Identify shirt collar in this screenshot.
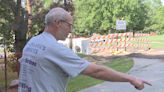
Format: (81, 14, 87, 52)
(42, 31, 57, 42)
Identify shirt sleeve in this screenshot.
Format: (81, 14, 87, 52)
(45, 43, 91, 78)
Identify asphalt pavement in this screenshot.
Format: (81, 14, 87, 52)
(79, 58, 164, 92)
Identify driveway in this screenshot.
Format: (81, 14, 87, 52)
(79, 58, 164, 92)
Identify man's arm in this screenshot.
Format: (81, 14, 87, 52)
(82, 63, 151, 90)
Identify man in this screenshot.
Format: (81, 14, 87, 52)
(18, 7, 151, 92)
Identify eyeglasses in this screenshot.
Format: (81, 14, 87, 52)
(61, 20, 73, 29)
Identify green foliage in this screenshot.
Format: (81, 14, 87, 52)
(0, 0, 15, 50)
(74, 0, 148, 36)
(31, 0, 65, 36)
(0, 0, 74, 52)
(152, 6, 164, 34)
(143, 0, 164, 34)
(0, 0, 163, 53)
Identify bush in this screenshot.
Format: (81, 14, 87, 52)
(7, 54, 18, 72)
(160, 29, 164, 34)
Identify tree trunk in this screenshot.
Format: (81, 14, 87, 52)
(14, 0, 28, 76)
(26, 0, 32, 38)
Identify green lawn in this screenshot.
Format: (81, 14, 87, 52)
(146, 34, 164, 49)
(67, 57, 133, 92)
(129, 34, 164, 49)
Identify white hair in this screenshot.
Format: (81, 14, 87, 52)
(45, 7, 69, 25)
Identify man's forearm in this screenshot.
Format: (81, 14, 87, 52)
(92, 66, 133, 82)
(84, 64, 134, 83)
(82, 63, 151, 90)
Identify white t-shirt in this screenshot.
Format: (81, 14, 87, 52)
(18, 32, 90, 92)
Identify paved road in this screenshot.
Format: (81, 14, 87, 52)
(79, 58, 164, 92)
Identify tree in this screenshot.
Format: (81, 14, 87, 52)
(74, 0, 148, 36)
(0, 0, 75, 78)
(0, 0, 74, 51)
(0, 0, 16, 50)
(151, 6, 164, 34)
(143, 0, 164, 34)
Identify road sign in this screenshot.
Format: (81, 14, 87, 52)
(116, 20, 126, 30)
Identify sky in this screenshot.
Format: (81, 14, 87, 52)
(161, 0, 164, 5)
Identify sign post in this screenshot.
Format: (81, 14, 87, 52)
(116, 20, 127, 51)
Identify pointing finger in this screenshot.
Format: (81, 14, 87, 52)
(143, 80, 152, 86)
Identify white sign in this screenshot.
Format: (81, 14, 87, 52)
(116, 20, 126, 30)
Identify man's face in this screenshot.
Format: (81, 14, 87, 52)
(58, 17, 73, 40)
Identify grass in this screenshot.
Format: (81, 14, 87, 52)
(145, 34, 164, 49)
(77, 53, 88, 58)
(0, 71, 17, 86)
(127, 34, 164, 49)
(67, 57, 133, 92)
(0, 59, 18, 87)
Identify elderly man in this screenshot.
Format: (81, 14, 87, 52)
(18, 7, 151, 92)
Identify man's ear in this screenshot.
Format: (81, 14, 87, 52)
(55, 20, 61, 28)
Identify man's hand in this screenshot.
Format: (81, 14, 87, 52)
(82, 63, 152, 90)
(130, 77, 152, 90)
